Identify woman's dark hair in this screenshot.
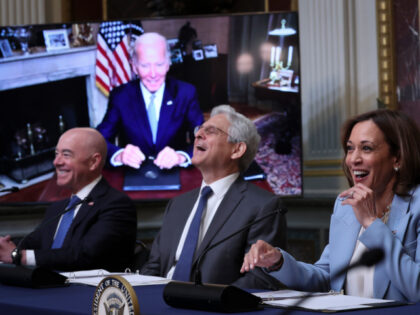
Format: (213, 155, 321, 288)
(341, 109, 420, 196)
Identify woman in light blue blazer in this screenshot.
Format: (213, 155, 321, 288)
(241, 109, 420, 302)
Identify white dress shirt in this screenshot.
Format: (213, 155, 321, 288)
(345, 227, 375, 297)
(166, 173, 240, 279)
(110, 82, 190, 167)
(25, 176, 102, 266)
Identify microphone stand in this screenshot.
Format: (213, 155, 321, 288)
(0, 196, 90, 288)
(163, 204, 288, 313)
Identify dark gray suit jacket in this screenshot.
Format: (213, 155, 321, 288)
(141, 177, 287, 289)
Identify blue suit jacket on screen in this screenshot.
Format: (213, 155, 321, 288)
(270, 185, 420, 302)
(97, 77, 204, 162)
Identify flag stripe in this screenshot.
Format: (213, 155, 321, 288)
(95, 21, 143, 96)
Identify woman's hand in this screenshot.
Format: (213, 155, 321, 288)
(339, 183, 378, 228)
(241, 240, 283, 273)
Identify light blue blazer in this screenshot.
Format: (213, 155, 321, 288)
(271, 185, 420, 302)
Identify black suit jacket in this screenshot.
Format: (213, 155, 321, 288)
(141, 177, 287, 289)
(20, 178, 137, 272)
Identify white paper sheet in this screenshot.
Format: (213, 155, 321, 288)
(254, 289, 397, 312)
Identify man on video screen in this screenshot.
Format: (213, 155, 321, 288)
(97, 32, 204, 170)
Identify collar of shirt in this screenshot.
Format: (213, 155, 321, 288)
(69, 175, 102, 218)
(140, 81, 165, 121)
(51, 176, 102, 246)
(198, 172, 239, 240)
(202, 172, 240, 200)
(73, 175, 102, 203)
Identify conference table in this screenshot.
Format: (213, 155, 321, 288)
(0, 282, 418, 315)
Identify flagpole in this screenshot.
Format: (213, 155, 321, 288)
(102, 0, 108, 20)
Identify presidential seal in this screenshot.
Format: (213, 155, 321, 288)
(92, 276, 140, 315)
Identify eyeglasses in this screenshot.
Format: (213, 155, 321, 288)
(194, 124, 229, 137)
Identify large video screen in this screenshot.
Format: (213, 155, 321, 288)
(0, 12, 301, 203)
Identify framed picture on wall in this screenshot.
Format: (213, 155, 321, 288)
(192, 49, 204, 61)
(171, 48, 183, 64)
(203, 44, 218, 58)
(43, 29, 70, 51)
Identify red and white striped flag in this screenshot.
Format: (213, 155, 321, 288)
(95, 21, 143, 96)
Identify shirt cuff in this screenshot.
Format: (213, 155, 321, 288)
(110, 148, 124, 167)
(25, 249, 36, 266)
(176, 150, 191, 167)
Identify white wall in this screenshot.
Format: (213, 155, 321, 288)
(299, 0, 378, 197)
(0, 0, 63, 26)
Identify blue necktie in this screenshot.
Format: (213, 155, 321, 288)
(51, 195, 81, 249)
(147, 93, 158, 144)
(172, 186, 213, 281)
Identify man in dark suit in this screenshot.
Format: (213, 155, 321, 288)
(141, 105, 287, 289)
(0, 128, 137, 271)
(97, 32, 203, 170)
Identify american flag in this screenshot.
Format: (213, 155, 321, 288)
(95, 21, 144, 96)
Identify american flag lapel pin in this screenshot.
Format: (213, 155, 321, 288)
(167, 100, 173, 106)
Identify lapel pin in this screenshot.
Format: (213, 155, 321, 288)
(167, 100, 173, 106)
(88, 201, 94, 206)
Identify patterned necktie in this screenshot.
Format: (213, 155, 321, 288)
(147, 93, 157, 144)
(51, 195, 81, 249)
(172, 186, 213, 281)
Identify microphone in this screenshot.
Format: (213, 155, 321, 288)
(163, 199, 287, 313)
(335, 247, 384, 278)
(0, 186, 19, 193)
(277, 247, 385, 315)
(0, 195, 91, 288)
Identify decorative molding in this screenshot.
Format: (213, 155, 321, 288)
(299, 0, 378, 196)
(304, 159, 342, 166)
(376, 0, 397, 108)
(0, 0, 46, 26)
(304, 169, 344, 177)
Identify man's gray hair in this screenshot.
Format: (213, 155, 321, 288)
(210, 105, 260, 172)
(131, 32, 171, 65)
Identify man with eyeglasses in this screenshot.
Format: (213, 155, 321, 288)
(97, 32, 203, 170)
(141, 105, 287, 289)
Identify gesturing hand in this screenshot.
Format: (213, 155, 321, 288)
(241, 240, 283, 273)
(339, 183, 378, 228)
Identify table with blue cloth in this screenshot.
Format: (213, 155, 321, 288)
(0, 283, 418, 315)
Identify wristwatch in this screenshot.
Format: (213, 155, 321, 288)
(11, 248, 21, 265)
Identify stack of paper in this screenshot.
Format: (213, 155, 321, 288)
(254, 289, 402, 312)
(61, 269, 170, 286)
